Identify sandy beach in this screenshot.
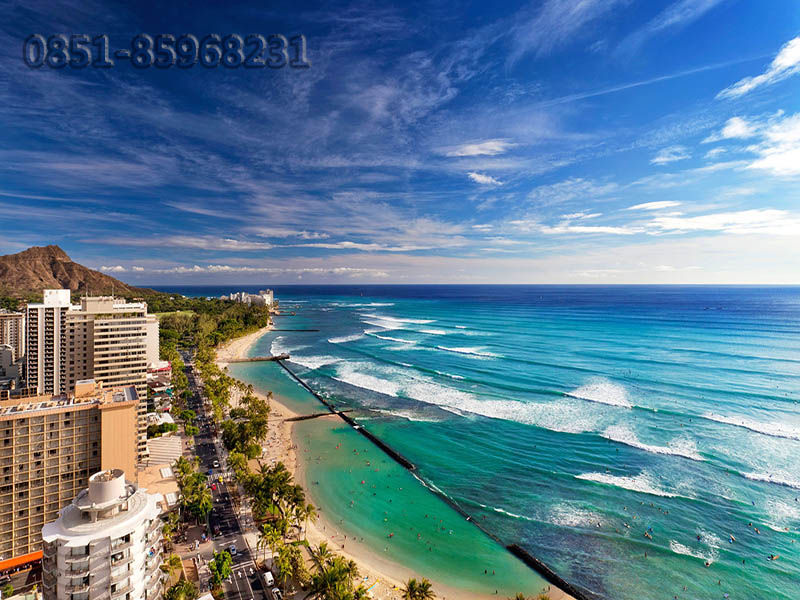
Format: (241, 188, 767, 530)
(216, 327, 574, 600)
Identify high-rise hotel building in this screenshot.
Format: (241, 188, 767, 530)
(0, 381, 139, 571)
(0, 309, 25, 363)
(42, 469, 164, 600)
(26, 291, 157, 460)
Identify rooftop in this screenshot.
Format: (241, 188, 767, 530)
(0, 382, 137, 418)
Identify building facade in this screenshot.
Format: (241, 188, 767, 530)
(0, 382, 139, 570)
(0, 345, 22, 391)
(0, 309, 25, 363)
(41, 469, 163, 600)
(26, 292, 157, 460)
(26, 290, 71, 397)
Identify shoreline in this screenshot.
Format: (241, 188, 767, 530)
(216, 326, 574, 600)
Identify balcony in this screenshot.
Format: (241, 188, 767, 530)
(67, 580, 90, 593)
(110, 570, 129, 585)
(110, 554, 132, 568)
(68, 562, 90, 575)
(65, 552, 90, 563)
(110, 583, 133, 599)
(110, 538, 132, 552)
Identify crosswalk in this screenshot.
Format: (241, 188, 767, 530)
(146, 435, 183, 465)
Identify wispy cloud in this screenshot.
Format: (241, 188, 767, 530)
(467, 172, 503, 185)
(618, 0, 727, 53)
(717, 36, 800, 99)
(94, 236, 274, 251)
(651, 145, 691, 165)
(442, 140, 516, 157)
(650, 208, 800, 235)
(626, 201, 682, 211)
(528, 178, 617, 205)
(508, 0, 629, 63)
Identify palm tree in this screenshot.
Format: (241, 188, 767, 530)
(301, 502, 317, 541)
(401, 577, 435, 600)
(310, 542, 332, 569)
(160, 553, 183, 581)
(509, 595, 528, 600)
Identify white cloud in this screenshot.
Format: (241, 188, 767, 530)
(539, 224, 638, 235)
(93, 235, 274, 251)
(717, 36, 800, 99)
(702, 116, 760, 143)
(626, 201, 681, 211)
(528, 177, 617, 204)
(467, 172, 502, 185)
(746, 112, 800, 176)
(508, 0, 627, 62)
(561, 212, 601, 219)
(443, 139, 516, 157)
(650, 208, 800, 235)
(100, 265, 127, 273)
(704, 147, 726, 159)
(651, 145, 691, 165)
(618, 0, 726, 53)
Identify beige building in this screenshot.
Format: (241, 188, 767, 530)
(0, 381, 139, 571)
(0, 309, 25, 363)
(26, 292, 158, 460)
(42, 469, 164, 600)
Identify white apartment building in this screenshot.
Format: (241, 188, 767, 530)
(26, 292, 158, 460)
(26, 290, 71, 396)
(41, 469, 164, 600)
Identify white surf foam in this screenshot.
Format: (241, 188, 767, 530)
(455, 325, 467, 329)
(669, 541, 716, 563)
(742, 471, 800, 490)
(288, 355, 341, 371)
(327, 333, 365, 344)
(601, 425, 704, 461)
(368, 332, 416, 345)
(703, 413, 800, 441)
(419, 329, 447, 335)
(436, 346, 500, 358)
(575, 471, 684, 498)
(361, 313, 434, 324)
(270, 336, 308, 356)
(548, 504, 604, 528)
(566, 379, 632, 408)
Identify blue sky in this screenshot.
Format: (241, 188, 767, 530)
(1, 0, 799, 284)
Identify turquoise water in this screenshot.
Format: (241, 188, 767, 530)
(217, 285, 800, 600)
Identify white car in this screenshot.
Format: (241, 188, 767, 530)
(212, 460, 220, 468)
(264, 571, 274, 586)
(270, 588, 283, 600)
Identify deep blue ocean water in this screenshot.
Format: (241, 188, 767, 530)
(153, 285, 800, 599)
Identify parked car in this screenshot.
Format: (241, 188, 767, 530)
(270, 588, 283, 600)
(264, 571, 274, 586)
(211, 483, 217, 491)
(229, 545, 237, 556)
(212, 460, 220, 468)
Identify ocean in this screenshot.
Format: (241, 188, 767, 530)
(153, 285, 800, 599)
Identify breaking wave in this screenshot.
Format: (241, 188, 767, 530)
(566, 379, 632, 408)
(328, 333, 365, 344)
(703, 413, 800, 441)
(575, 471, 685, 498)
(601, 425, 704, 461)
(435, 346, 500, 358)
(742, 471, 800, 490)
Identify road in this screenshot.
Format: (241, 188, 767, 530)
(181, 358, 274, 600)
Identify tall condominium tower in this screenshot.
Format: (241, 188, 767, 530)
(42, 469, 164, 600)
(26, 291, 157, 460)
(0, 309, 25, 363)
(0, 381, 139, 571)
(26, 290, 71, 396)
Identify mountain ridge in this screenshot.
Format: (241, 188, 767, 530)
(0, 245, 157, 299)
